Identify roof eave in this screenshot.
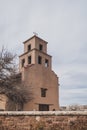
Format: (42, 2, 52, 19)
(23, 35, 48, 44)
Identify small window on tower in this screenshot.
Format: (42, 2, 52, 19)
(28, 44, 31, 51)
(22, 59, 25, 67)
(41, 88, 47, 97)
(45, 59, 49, 67)
(38, 56, 42, 64)
(39, 44, 43, 51)
(28, 56, 31, 64)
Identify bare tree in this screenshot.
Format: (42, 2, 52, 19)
(0, 47, 16, 80)
(0, 47, 33, 110)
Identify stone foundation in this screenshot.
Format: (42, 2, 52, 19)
(0, 111, 87, 130)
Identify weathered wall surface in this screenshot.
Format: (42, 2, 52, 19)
(0, 111, 87, 130)
(23, 65, 59, 111)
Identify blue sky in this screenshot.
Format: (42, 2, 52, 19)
(0, 0, 87, 106)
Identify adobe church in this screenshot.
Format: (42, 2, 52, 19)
(19, 35, 59, 111)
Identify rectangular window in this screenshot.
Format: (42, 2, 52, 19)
(41, 88, 47, 97)
(38, 56, 42, 64)
(28, 44, 31, 51)
(39, 44, 43, 51)
(39, 104, 49, 111)
(22, 59, 25, 67)
(45, 59, 49, 67)
(28, 56, 31, 64)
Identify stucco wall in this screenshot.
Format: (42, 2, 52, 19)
(23, 64, 59, 111)
(0, 111, 87, 130)
(0, 94, 8, 110)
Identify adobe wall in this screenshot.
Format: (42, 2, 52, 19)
(23, 64, 59, 111)
(0, 111, 87, 130)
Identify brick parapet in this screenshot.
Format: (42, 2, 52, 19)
(0, 111, 87, 130)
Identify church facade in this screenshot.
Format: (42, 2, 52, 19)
(19, 35, 59, 111)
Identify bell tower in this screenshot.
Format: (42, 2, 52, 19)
(19, 35, 59, 111)
(19, 35, 52, 71)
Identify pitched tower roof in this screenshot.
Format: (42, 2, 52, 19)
(23, 35, 48, 44)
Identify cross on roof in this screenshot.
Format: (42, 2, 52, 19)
(33, 32, 38, 36)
